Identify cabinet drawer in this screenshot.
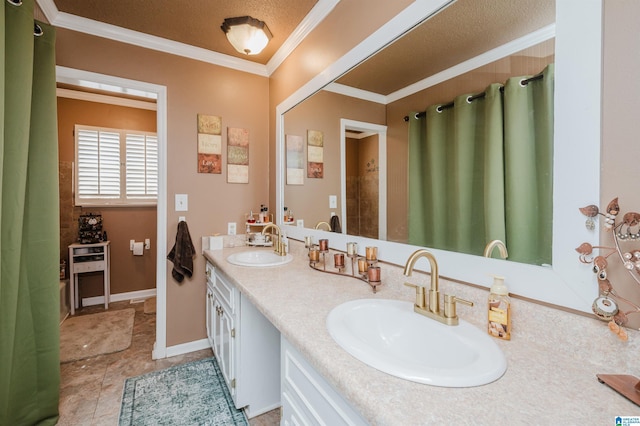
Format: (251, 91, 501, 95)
(73, 260, 106, 273)
(214, 271, 235, 313)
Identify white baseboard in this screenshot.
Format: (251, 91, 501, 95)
(82, 288, 156, 307)
(165, 338, 210, 358)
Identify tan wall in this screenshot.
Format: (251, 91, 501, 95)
(55, 28, 270, 347)
(283, 90, 385, 227)
(601, 1, 640, 328)
(57, 97, 157, 298)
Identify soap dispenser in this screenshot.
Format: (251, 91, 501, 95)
(488, 275, 511, 340)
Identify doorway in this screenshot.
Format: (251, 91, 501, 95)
(56, 66, 168, 359)
(340, 119, 387, 240)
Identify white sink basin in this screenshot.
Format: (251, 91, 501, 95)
(326, 298, 507, 387)
(226, 250, 293, 267)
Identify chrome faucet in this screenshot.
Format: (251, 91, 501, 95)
(483, 239, 509, 259)
(261, 223, 286, 256)
(403, 249, 473, 326)
(314, 221, 332, 231)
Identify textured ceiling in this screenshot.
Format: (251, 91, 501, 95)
(337, 0, 555, 95)
(52, 0, 318, 64)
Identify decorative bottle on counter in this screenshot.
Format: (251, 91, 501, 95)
(488, 275, 511, 340)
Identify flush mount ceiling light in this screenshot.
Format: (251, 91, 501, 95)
(221, 16, 273, 55)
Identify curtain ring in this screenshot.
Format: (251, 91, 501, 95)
(34, 23, 44, 37)
(414, 113, 420, 120)
(6, 0, 23, 5)
(519, 78, 527, 87)
(466, 95, 473, 104)
(436, 105, 444, 113)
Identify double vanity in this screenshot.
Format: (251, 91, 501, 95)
(204, 239, 640, 424)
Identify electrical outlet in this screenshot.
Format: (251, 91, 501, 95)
(329, 195, 337, 209)
(297, 219, 304, 227)
(228, 222, 237, 235)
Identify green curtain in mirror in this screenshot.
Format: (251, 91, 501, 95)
(408, 65, 553, 265)
(1, 1, 60, 424)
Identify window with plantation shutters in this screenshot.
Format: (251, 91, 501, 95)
(75, 125, 158, 206)
(126, 133, 158, 199)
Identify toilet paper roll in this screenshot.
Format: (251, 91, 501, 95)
(133, 242, 144, 256)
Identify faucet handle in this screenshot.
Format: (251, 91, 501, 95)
(404, 282, 426, 309)
(443, 294, 473, 320)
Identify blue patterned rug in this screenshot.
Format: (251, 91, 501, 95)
(119, 357, 249, 425)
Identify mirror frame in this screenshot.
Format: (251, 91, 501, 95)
(276, 0, 602, 313)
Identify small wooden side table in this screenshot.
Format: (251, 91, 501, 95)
(68, 241, 111, 315)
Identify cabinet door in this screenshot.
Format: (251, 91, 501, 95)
(281, 337, 368, 426)
(213, 298, 235, 397)
(205, 286, 214, 348)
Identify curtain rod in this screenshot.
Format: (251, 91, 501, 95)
(403, 73, 545, 122)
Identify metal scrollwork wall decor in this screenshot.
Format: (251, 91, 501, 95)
(577, 197, 640, 341)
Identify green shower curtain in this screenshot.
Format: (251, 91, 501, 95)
(503, 65, 554, 265)
(1, 1, 61, 424)
(408, 65, 553, 265)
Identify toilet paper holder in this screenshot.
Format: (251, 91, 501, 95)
(130, 239, 151, 254)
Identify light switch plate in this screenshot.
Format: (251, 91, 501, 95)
(175, 194, 188, 211)
(329, 195, 337, 208)
(297, 219, 304, 227)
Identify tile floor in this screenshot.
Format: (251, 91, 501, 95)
(58, 300, 280, 425)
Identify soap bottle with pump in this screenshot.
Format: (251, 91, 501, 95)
(488, 275, 511, 340)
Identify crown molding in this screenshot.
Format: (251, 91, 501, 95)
(320, 24, 556, 106)
(386, 24, 556, 104)
(56, 88, 157, 110)
(324, 82, 387, 104)
(37, 0, 268, 76)
(266, 0, 341, 75)
(37, 0, 340, 78)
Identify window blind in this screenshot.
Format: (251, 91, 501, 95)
(75, 125, 157, 206)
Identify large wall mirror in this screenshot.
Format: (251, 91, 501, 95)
(276, 0, 602, 313)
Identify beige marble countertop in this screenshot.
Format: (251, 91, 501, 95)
(205, 239, 640, 425)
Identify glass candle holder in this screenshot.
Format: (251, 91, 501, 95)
(365, 246, 377, 261)
(367, 266, 381, 282)
(346, 242, 358, 257)
(334, 253, 345, 268)
(358, 258, 369, 274)
(309, 247, 320, 262)
(304, 236, 313, 248)
(319, 238, 329, 252)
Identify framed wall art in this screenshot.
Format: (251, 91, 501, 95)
(197, 114, 222, 174)
(307, 129, 324, 179)
(286, 134, 304, 185)
(227, 127, 249, 184)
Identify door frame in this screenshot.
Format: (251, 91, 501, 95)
(56, 66, 169, 359)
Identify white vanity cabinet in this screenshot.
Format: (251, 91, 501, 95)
(205, 261, 281, 418)
(281, 337, 369, 426)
